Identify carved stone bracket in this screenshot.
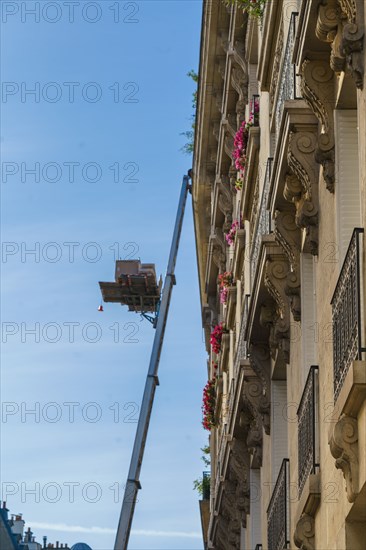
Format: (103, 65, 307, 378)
(286, 130, 319, 255)
(217, 176, 234, 233)
(221, 484, 242, 549)
(316, 0, 364, 89)
(211, 230, 227, 273)
(216, 55, 226, 81)
(224, 131, 234, 162)
(248, 345, 271, 434)
(231, 63, 249, 101)
(300, 59, 336, 192)
(264, 255, 291, 363)
(274, 209, 301, 321)
(239, 366, 271, 465)
(329, 414, 359, 502)
(294, 514, 315, 550)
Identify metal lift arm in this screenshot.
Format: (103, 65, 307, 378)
(114, 174, 191, 550)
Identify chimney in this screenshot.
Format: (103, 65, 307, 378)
(11, 514, 25, 538)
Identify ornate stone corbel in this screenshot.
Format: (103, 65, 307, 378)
(224, 131, 234, 161)
(213, 121, 220, 142)
(264, 256, 291, 363)
(274, 209, 301, 321)
(259, 302, 279, 360)
(316, 0, 364, 89)
(217, 176, 234, 233)
(301, 59, 336, 192)
(219, 29, 230, 54)
(222, 117, 236, 138)
(216, 518, 233, 550)
(287, 130, 319, 255)
(229, 40, 247, 75)
(213, 90, 223, 113)
(329, 414, 359, 502)
(248, 345, 271, 434)
(228, 438, 250, 525)
(339, 0, 364, 88)
(211, 230, 227, 273)
(236, 98, 247, 122)
(240, 372, 266, 466)
(221, 487, 241, 548)
(294, 514, 315, 550)
(216, 56, 226, 81)
(231, 64, 248, 97)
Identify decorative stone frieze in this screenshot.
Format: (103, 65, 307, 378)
(316, 0, 364, 89)
(329, 414, 359, 502)
(274, 209, 301, 321)
(294, 513, 315, 550)
(300, 59, 336, 192)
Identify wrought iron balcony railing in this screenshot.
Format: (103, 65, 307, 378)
(267, 459, 290, 550)
(331, 228, 365, 401)
(250, 158, 273, 287)
(297, 366, 319, 495)
(202, 471, 211, 501)
(274, 12, 300, 141)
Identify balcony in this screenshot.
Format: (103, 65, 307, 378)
(199, 471, 211, 550)
(331, 228, 365, 402)
(297, 366, 319, 495)
(267, 459, 290, 550)
(272, 12, 301, 143)
(250, 158, 273, 288)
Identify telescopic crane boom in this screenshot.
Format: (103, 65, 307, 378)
(101, 174, 191, 549)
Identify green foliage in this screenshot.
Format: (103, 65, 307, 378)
(193, 443, 211, 495)
(193, 473, 211, 497)
(201, 445, 211, 467)
(226, 0, 266, 18)
(181, 70, 198, 156)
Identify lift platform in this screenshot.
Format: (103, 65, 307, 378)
(99, 260, 162, 315)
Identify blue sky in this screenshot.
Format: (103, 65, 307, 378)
(1, 2, 207, 548)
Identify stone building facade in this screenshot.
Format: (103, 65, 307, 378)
(193, 1, 366, 549)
